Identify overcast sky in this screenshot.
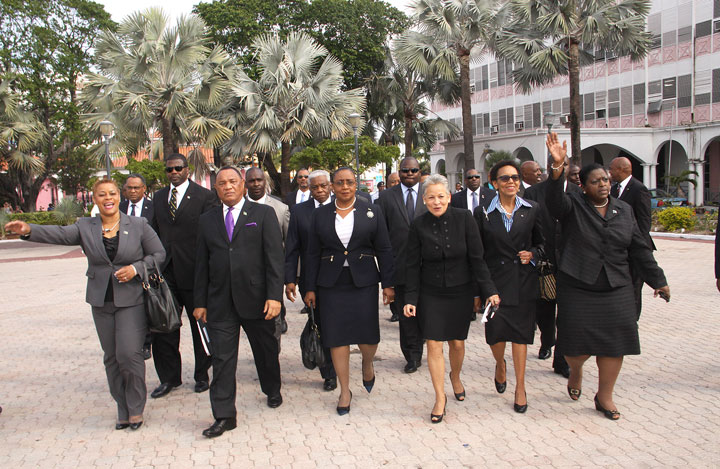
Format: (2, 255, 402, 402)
(96, 0, 412, 23)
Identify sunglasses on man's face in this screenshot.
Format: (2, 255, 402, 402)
(165, 166, 187, 173)
(400, 168, 419, 174)
(466, 175, 481, 180)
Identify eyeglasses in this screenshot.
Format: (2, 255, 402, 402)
(165, 166, 186, 173)
(334, 179, 356, 187)
(466, 175, 481, 180)
(400, 168, 419, 174)
(496, 174, 520, 183)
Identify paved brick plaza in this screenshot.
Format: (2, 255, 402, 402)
(0, 237, 718, 468)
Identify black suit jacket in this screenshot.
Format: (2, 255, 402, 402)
(715, 229, 720, 279)
(285, 189, 311, 210)
(284, 198, 323, 294)
(473, 198, 544, 306)
(523, 180, 581, 268)
(120, 198, 155, 226)
(152, 180, 217, 289)
(615, 177, 655, 250)
(450, 187, 496, 211)
(547, 173, 666, 289)
(305, 198, 394, 291)
(375, 183, 427, 286)
(405, 207, 497, 306)
(194, 201, 284, 321)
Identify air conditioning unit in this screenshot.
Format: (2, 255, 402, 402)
(596, 109, 606, 119)
(490, 125, 499, 134)
(470, 84, 476, 93)
(559, 115, 570, 125)
(514, 122, 524, 131)
(647, 101, 662, 114)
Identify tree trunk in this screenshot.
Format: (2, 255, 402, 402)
(261, 151, 282, 197)
(280, 141, 292, 197)
(458, 48, 475, 174)
(160, 116, 175, 159)
(567, 38, 581, 166)
(404, 112, 413, 159)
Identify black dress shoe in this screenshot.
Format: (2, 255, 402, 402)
(404, 361, 419, 373)
(142, 345, 151, 360)
(267, 393, 283, 408)
(194, 381, 209, 393)
(594, 395, 621, 420)
(538, 348, 552, 360)
(389, 313, 399, 322)
(323, 377, 337, 391)
(554, 367, 571, 379)
(129, 421, 143, 430)
(150, 382, 180, 399)
(202, 418, 237, 438)
(115, 423, 130, 430)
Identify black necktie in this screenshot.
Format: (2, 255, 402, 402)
(406, 187, 415, 220)
(130, 204, 136, 217)
(611, 183, 620, 198)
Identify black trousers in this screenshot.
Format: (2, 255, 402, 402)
(151, 271, 211, 385)
(206, 315, 281, 419)
(396, 285, 424, 365)
(300, 284, 335, 380)
(535, 298, 568, 371)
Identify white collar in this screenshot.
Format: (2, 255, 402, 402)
(223, 198, 245, 214)
(402, 182, 420, 194)
(314, 198, 331, 208)
(171, 179, 189, 192)
(249, 194, 267, 205)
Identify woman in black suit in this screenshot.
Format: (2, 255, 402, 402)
(545, 133, 670, 420)
(404, 174, 499, 423)
(304, 168, 395, 415)
(474, 160, 544, 414)
(5, 179, 165, 430)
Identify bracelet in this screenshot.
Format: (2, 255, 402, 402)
(550, 162, 566, 171)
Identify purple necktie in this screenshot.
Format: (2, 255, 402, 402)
(225, 207, 235, 240)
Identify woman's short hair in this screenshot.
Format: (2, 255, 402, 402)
(424, 174, 449, 192)
(579, 163, 606, 185)
(332, 167, 355, 181)
(92, 178, 120, 194)
(489, 160, 521, 182)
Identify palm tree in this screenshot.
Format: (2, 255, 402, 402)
(396, 0, 495, 173)
(222, 32, 365, 196)
(663, 169, 698, 198)
(81, 8, 234, 173)
(488, 0, 652, 163)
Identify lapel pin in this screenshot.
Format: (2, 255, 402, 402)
(612, 209, 617, 214)
(123, 231, 128, 235)
(243, 211, 247, 216)
(367, 210, 374, 218)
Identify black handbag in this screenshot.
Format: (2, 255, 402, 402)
(536, 248, 557, 301)
(142, 259, 181, 333)
(300, 306, 326, 370)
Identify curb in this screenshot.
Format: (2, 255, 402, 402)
(651, 232, 715, 241)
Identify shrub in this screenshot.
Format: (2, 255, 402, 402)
(10, 211, 69, 225)
(0, 211, 9, 238)
(657, 207, 696, 231)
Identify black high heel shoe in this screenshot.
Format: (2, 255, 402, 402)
(513, 391, 528, 414)
(336, 391, 352, 416)
(594, 395, 621, 421)
(449, 371, 465, 401)
(494, 359, 507, 394)
(115, 422, 130, 430)
(362, 362, 375, 393)
(430, 395, 447, 424)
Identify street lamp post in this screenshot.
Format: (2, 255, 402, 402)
(99, 120, 114, 178)
(543, 112, 557, 167)
(348, 113, 362, 183)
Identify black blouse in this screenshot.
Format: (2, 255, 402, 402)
(103, 233, 119, 303)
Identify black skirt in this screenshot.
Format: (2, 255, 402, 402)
(417, 283, 473, 341)
(556, 268, 639, 357)
(484, 299, 536, 345)
(317, 267, 380, 347)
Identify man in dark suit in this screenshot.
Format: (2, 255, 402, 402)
(194, 166, 284, 438)
(284, 169, 337, 391)
(609, 156, 655, 318)
(376, 156, 427, 373)
(150, 153, 217, 398)
(523, 173, 581, 378)
(285, 168, 311, 210)
(451, 169, 496, 213)
(120, 173, 155, 360)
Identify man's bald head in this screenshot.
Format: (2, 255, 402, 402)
(609, 157, 632, 183)
(520, 160, 541, 185)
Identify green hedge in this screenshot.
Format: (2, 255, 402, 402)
(657, 207, 696, 231)
(9, 212, 73, 226)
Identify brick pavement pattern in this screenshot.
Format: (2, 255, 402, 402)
(0, 238, 718, 468)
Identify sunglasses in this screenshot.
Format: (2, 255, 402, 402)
(165, 165, 187, 173)
(400, 168, 420, 174)
(466, 175, 481, 180)
(297, 175, 309, 179)
(496, 174, 520, 183)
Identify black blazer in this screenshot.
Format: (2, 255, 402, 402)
(405, 207, 497, 306)
(615, 177, 655, 250)
(305, 198, 394, 291)
(547, 173, 667, 289)
(119, 198, 155, 226)
(284, 198, 321, 294)
(375, 183, 427, 286)
(194, 201, 284, 321)
(285, 189, 311, 210)
(473, 197, 544, 306)
(152, 181, 217, 289)
(450, 187, 496, 211)
(523, 179, 582, 268)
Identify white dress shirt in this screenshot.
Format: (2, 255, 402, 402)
(223, 198, 246, 227)
(335, 209, 355, 267)
(296, 189, 310, 205)
(168, 179, 190, 208)
(250, 194, 268, 205)
(314, 198, 331, 208)
(401, 182, 420, 206)
(617, 175, 632, 198)
(466, 189, 482, 212)
(126, 197, 146, 216)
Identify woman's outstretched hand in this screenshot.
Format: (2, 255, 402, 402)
(4, 220, 30, 235)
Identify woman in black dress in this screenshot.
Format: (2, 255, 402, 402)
(474, 161, 544, 414)
(545, 132, 670, 420)
(404, 175, 499, 423)
(304, 168, 395, 415)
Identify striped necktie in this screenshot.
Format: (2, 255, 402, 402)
(169, 188, 178, 220)
(130, 203, 136, 217)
